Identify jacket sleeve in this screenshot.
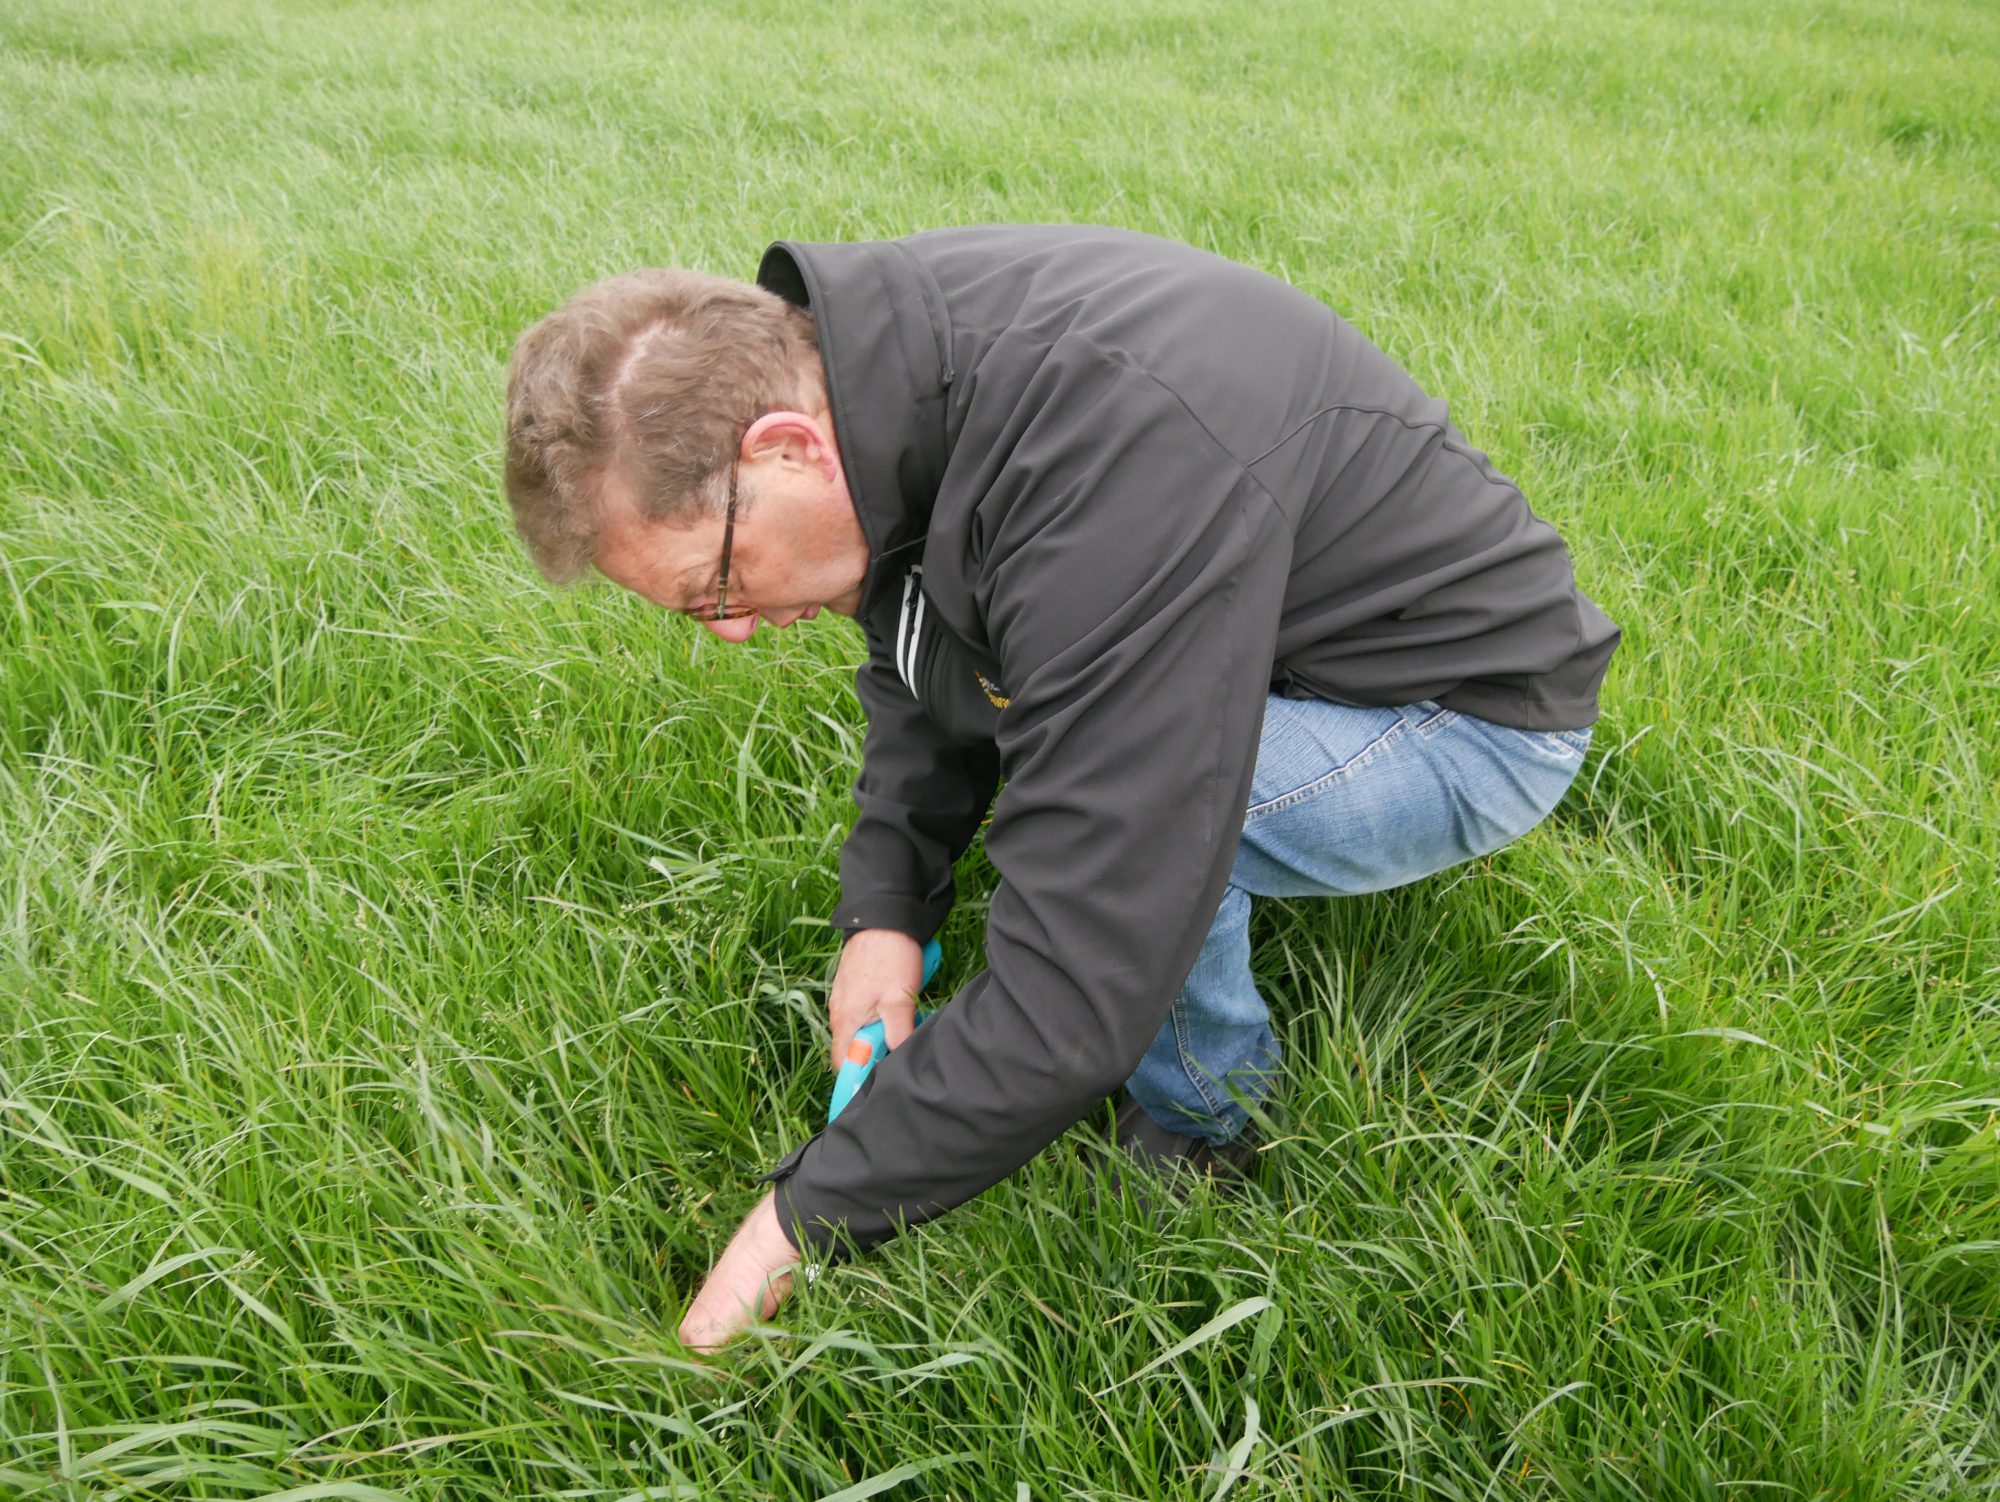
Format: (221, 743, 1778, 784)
(829, 608, 1002, 944)
(765, 345, 1293, 1258)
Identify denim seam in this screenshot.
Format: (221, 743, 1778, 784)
(1244, 716, 1409, 822)
(1413, 707, 1460, 738)
(1170, 995, 1233, 1118)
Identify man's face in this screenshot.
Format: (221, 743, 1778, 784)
(593, 410, 869, 642)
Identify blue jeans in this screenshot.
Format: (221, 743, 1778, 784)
(1123, 696, 1595, 1144)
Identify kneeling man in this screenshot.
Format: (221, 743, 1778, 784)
(502, 225, 1620, 1350)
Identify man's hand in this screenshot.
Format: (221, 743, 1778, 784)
(828, 928, 924, 1072)
(677, 1190, 803, 1353)
(676, 933, 924, 1353)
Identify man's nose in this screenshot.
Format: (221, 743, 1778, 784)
(701, 615, 760, 644)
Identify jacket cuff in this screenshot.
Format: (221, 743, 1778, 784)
(828, 894, 939, 946)
(758, 1134, 874, 1263)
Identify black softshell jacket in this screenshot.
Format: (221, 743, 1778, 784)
(751, 225, 1619, 1258)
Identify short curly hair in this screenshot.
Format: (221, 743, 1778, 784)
(502, 268, 822, 583)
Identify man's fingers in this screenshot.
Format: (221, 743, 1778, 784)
(829, 996, 919, 1071)
(828, 1006, 882, 1073)
(828, 983, 861, 1074)
(827, 930, 925, 1072)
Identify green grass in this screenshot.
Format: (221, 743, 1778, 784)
(2, 0, 1997, 1495)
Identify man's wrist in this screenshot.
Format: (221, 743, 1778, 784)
(763, 1189, 804, 1258)
(758, 1193, 822, 1283)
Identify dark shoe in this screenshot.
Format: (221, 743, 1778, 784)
(1088, 1090, 1263, 1207)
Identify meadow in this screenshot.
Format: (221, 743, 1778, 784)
(2, 0, 1997, 1496)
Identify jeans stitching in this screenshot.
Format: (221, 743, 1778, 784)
(1171, 994, 1232, 1117)
(1244, 715, 1408, 822)
(1145, 705, 1594, 1140)
(1413, 706, 1459, 738)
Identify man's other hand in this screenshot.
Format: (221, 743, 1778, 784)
(828, 929, 924, 1072)
(678, 1190, 802, 1353)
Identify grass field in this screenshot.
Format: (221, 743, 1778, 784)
(3, 0, 1998, 1496)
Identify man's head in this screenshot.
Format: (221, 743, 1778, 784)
(503, 268, 870, 640)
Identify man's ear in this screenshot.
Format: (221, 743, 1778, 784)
(742, 410, 835, 477)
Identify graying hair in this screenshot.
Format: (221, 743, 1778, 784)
(502, 268, 821, 583)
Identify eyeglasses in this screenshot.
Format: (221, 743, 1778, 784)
(684, 455, 757, 621)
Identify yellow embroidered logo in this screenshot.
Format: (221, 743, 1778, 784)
(974, 670, 1011, 709)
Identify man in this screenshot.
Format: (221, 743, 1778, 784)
(503, 225, 1619, 1352)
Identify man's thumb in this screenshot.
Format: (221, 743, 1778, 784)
(882, 1010, 914, 1052)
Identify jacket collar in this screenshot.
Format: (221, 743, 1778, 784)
(756, 238, 955, 619)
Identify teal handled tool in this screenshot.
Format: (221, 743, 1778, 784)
(828, 938, 942, 1123)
